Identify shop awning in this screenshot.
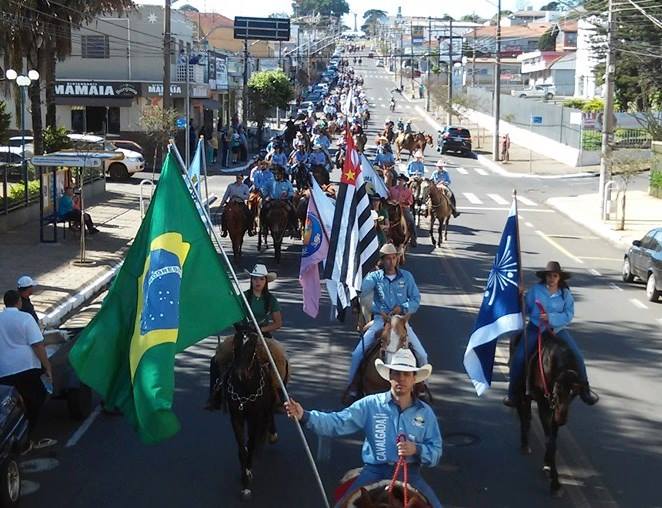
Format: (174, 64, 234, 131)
(54, 97, 135, 107)
(200, 99, 221, 110)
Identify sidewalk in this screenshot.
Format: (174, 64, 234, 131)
(0, 189, 144, 326)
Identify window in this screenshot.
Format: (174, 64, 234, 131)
(82, 35, 109, 59)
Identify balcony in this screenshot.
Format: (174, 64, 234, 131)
(175, 63, 205, 84)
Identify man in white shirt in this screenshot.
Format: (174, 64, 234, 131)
(220, 174, 252, 238)
(0, 290, 52, 438)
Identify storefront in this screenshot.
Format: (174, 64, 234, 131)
(54, 80, 141, 134)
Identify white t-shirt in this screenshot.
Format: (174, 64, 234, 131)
(0, 307, 43, 377)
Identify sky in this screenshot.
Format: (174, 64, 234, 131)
(136, 0, 550, 25)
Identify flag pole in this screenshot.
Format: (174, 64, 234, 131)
(512, 189, 529, 395)
(169, 140, 330, 508)
(200, 135, 212, 222)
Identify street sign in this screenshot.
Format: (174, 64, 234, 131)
(176, 117, 187, 129)
(531, 115, 543, 125)
(32, 155, 103, 168)
(233, 17, 290, 41)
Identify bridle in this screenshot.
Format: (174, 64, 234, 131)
(224, 336, 268, 412)
(534, 301, 557, 409)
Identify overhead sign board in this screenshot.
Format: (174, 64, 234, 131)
(32, 155, 103, 168)
(233, 16, 290, 41)
(54, 80, 140, 98)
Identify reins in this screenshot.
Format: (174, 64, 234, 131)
(388, 435, 409, 507)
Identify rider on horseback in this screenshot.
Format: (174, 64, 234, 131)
(503, 261, 599, 407)
(285, 348, 442, 508)
(406, 150, 426, 178)
(431, 160, 461, 218)
(267, 142, 288, 169)
(220, 174, 252, 238)
(346, 243, 428, 397)
(288, 143, 308, 167)
(374, 138, 396, 168)
(308, 143, 330, 170)
(266, 166, 299, 238)
(388, 174, 417, 248)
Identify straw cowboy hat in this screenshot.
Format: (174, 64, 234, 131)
(375, 348, 432, 384)
(435, 159, 446, 169)
(536, 261, 571, 281)
(414, 150, 424, 159)
(245, 264, 277, 282)
(379, 243, 398, 257)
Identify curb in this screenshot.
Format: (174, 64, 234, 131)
(546, 197, 632, 251)
(413, 105, 598, 180)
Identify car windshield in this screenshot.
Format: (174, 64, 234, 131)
(448, 128, 470, 138)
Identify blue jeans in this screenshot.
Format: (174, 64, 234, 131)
(335, 463, 442, 508)
(348, 316, 428, 383)
(508, 323, 588, 399)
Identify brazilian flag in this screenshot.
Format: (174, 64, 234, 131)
(69, 152, 245, 443)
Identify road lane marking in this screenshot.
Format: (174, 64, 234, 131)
(517, 196, 538, 206)
(524, 221, 534, 228)
(458, 206, 552, 213)
(535, 230, 585, 264)
(657, 318, 662, 327)
(589, 268, 602, 276)
(455, 167, 468, 175)
(578, 256, 622, 261)
(474, 167, 488, 176)
(630, 298, 648, 310)
(66, 404, 102, 448)
(609, 282, 623, 291)
(487, 193, 509, 205)
(462, 192, 482, 204)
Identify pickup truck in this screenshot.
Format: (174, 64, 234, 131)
(512, 85, 555, 100)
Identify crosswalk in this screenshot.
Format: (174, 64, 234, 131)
(459, 192, 539, 207)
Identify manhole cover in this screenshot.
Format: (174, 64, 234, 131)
(444, 432, 480, 447)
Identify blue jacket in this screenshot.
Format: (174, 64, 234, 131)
(252, 169, 275, 196)
(270, 152, 288, 168)
(58, 194, 74, 217)
(375, 151, 395, 167)
(305, 391, 442, 466)
(407, 161, 425, 177)
(269, 179, 294, 200)
(431, 169, 450, 186)
(361, 268, 420, 315)
(308, 151, 327, 167)
(526, 283, 574, 331)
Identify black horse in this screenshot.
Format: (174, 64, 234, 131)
(224, 330, 278, 501)
(292, 163, 311, 191)
(514, 331, 583, 497)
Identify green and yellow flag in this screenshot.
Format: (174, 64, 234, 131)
(69, 152, 245, 443)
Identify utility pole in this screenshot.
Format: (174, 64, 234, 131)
(447, 17, 453, 125)
(399, 31, 404, 90)
(410, 20, 414, 97)
(163, 0, 172, 110)
(599, 0, 616, 213)
(242, 37, 248, 125)
(492, 0, 502, 162)
(426, 16, 431, 112)
(185, 42, 191, 168)
(472, 29, 476, 88)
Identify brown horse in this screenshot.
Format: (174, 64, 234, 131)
(395, 132, 434, 161)
(225, 201, 250, 263)
(354, 132, 368, 153)
(383, 201, 411, 262)
(339, 478, 432, 508)
(423, 182, 452, 248)
(247, 191, 261, 238)
(408, 177, 426, 227)
(311, 165, 330, 186)
(259, 200, 289, 263)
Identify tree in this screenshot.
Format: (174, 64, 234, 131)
(247, 70, 293, 146)
(292, 0, 349, 17)
(42, 126, 72, 153)
(538, 25, 559, 50)
(177, 3, 199, 11)
(363, 9, 387, 20)
(0, 101, 10, 145)
(0, 0, 133, 155)
(141, 105, 178, 176)
(361, 9, 387, 37)
(460, 14, 483, 23)
(540, 1, 560, 10)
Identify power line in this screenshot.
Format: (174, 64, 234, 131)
(621, 0, 662, 29)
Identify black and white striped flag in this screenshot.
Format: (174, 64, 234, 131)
(323, 126, 379, 319)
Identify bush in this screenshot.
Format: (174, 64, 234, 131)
(43, 126, 72, 153)
(582, 98, 604, 113)
(651, 170, 662, 190)
(562, 98, 586, 110)
(7, 180, 40, 205)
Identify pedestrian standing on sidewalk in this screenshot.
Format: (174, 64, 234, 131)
(17, 276, 39, 324)
(0, 290, 54, 449)
(209, 132, 218, 164)
(501, 133, 511, 163)
(219, 128, 229, 168)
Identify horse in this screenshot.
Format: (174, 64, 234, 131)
(311, 164, 330, 186)
(223, 330, 279, 501)
(382, 126, 396, 144)
(294, 190, 309, 239)
(354, 132, 368, 153)
(395, 133, 434, 161)
(292, 163, 310, 191)
(515, 330, 583, 497)
(383, 201, 411, 262)
(259, 199, 289, 263)
(423, 182, 452, 248)
(361, 110, 370, 128)
(247, 191, 262, 239)
(224, 201, 250, 263)
(338, 478, 432, 508)
(408, 177, 426, 227)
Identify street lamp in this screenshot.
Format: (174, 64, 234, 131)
(5, 68, 39, 206)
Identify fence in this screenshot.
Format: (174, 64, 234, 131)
(0, 163, 40, 215)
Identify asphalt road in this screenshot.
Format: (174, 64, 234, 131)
(19, 60, 662, 508)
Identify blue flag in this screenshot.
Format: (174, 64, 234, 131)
(187, 137, 203, 195)
(464, 199, 523, 396)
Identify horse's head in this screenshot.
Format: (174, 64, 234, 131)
(551, 369, 581, 426)
(379, 313, 410, 356)
(232, 329, 259, 382)
(424, 134, 433, 146)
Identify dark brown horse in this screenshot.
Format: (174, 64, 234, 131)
(294, 190, 309, 240)
(223, 330, 278, 501)
(311, 165, 330, 186)
(225, 201, 249, 263)
(383, 201, 411, 263)
(395, 132, 434, 161)
(422, 181, 452, 248)
(339, 479, 432, 507)
(259, 200, 289, 263)
(515, 331, 583, 497)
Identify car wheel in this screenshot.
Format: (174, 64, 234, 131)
(622, 257, 635, 283)
(67, 385, 93, 420)
(108, 162, 129, 181)
(646, 273, 661, 302)
(0, 457, 20, 506)
(519, 94, 527, 98)
(545, 93, 554, 100)
(441, 147, 447, 154)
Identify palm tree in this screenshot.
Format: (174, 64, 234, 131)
(0, 0, 133, 154)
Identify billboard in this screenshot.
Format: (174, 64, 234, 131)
(215, 55, 229, 91)
(411, 26, 424, 46)
(233, 17, 290, 41)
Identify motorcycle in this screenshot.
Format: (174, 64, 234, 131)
(389, 99, 396, 112)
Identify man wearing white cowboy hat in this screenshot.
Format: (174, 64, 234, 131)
(346, 243, 428, 394)
(285, 348, 442, 508)
(431, 160, 461, 218)
(406, 150, 425, 178)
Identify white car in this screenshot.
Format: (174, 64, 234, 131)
(512, 85, 556, 100)
(67, 134, 144, 180)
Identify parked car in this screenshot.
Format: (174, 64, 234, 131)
(0, 147, 27, 166)
(67, 134, 144, 180)
(437, 126, 473, 156)
(0, 385, 29, 506)
(622, 227, 662, 302)
(368, 51, 375, 58)
(109, 139, 145, 156)
(376, 60, 384, 68)
(512, 84, 555, 100)
(7, 136, 34, 158)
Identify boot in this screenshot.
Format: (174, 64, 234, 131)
(410, 236, 417, 248)
(502, 396, 518, 408)
(579, 384, 599, 405)
(221, 229, 228, 238)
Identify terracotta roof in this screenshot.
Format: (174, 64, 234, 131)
(473, 23, 553, 39)
(183, 12, 234, 35)
(558, 20, 578, 32)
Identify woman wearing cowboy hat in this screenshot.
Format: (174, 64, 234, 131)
(206, 264, 288, 410)
(504, 261, 599, 407)
(374, 138, 395, 168)
(285, 348, 442, 508)
(406, 151, 426, 178)
(431, 160, 460, 218)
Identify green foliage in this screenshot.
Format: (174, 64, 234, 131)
(562, 98, 586, 110)
(460, 14, 483, 23)
(538, 25, 559, 51)
(293, 0, 349, 17)
(248, 70, 294, 127)
(540, 1, 560, 10)
(581, 127, 651, 150)
(650, 170, 662, 190)
(563, 97, 605, 113)
(6, 179, 40, 206)
(363, 9, 386, 20)
(0, 101, 10, 145)
(43, 126, 72, 153)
